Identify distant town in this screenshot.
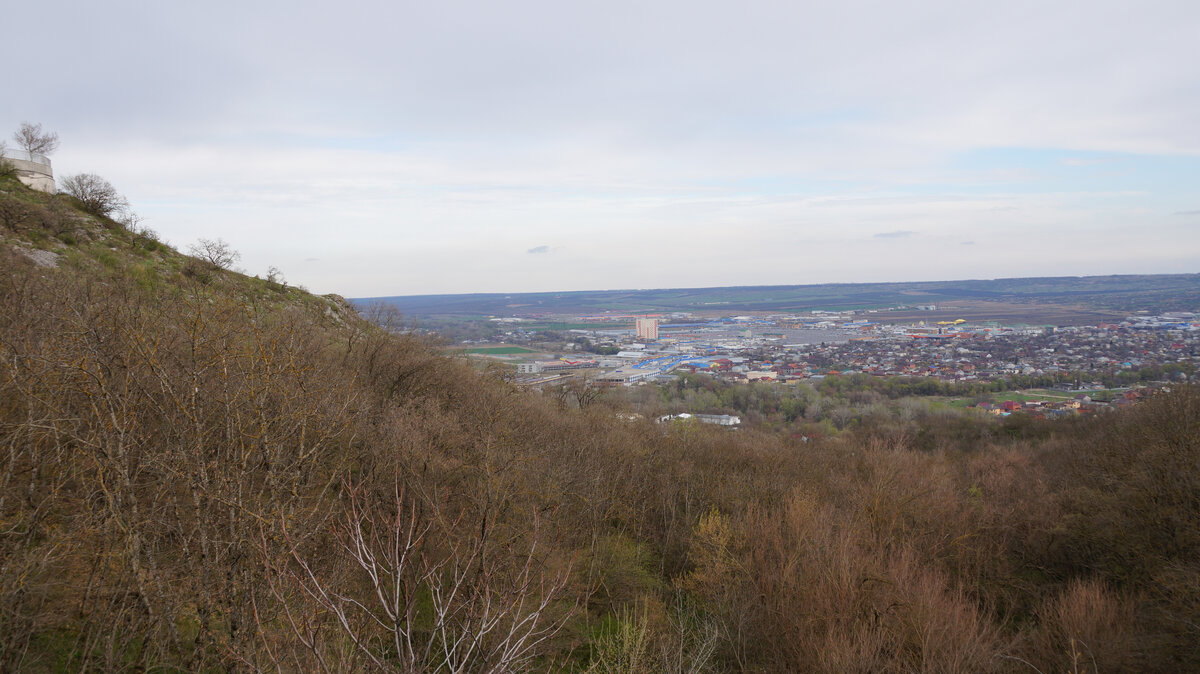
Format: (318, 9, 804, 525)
(451, 306, 1198, 416)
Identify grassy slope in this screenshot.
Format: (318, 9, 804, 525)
(0, 174, 351, 321)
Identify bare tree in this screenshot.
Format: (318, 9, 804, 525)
(116, 209, 143, 230)
(188, 238, 241, 270)
(275, 479, 575, 672)
(12, 122, 59, 156)
(60, 172, 129, 217)
(267, 265, 287, 288)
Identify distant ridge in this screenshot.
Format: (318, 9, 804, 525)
(357, 273, 1200, 316)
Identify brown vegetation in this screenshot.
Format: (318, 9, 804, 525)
(2, 177, 1199, 671)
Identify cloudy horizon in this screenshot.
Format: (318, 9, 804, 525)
(8, 0, 1199, 297)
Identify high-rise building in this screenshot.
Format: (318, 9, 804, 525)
(636, 318, 659, 340)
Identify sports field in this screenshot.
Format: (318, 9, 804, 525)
(459, 346, 537, 355)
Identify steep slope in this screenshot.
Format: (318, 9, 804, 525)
(0, 172, 353, 322)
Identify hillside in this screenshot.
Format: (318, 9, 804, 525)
(0, 172, 352, 322)
(3, 174, 1200, 672)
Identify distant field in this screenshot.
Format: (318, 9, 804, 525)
(458, 346, 537, 355)
(357, 273, 1200, 319)
(940, 390, 1046, 407)
(943, 388, 1130, 408)
(1021, 388, 1128, 400)
(941, 392, 1047, 408)
(943, 398, 977, 409)
(874, 300, 1127, 327)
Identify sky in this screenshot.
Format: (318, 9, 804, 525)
(6, 0, 1200, 297)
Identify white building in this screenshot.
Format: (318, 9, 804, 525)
(595, 369, 653, 385)
(636, 318, 659, 340)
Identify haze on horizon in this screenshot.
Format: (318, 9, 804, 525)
(8, 0, 1200, 297)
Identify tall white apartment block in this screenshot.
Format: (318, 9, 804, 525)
(636, 318, 659, 340)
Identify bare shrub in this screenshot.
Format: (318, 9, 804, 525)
(587, 604, 653, 674)
(1041, 385, 1200, 586)
(961, 446, 1060, 616)
(1145, 562, 1200, 668)
(266, 265, 287, 291)
(0, 196, 28, 230)
(187, 237, 240, 270)
(0, 264, 367, 669)
(272, 478, 576, 672)
(180, 256, 213, 284)
(1025, 578, 1136, 673)
(115, 208, 146, 232)
(60, 172, 129, 217)
(679, 480, 1007, 672)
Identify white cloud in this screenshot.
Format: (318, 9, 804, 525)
(4, 0, 1198, 294)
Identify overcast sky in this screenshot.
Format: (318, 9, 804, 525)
(7, 0, 1199, 297)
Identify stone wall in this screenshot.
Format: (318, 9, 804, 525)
(1, 152, 55, 193)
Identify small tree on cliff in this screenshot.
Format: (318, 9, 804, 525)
(12, 122, 59, 157)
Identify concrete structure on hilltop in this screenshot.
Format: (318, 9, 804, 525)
(1, 149, 54, 193)
(636, 318, 659, 340)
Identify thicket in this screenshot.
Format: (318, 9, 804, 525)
(2, 184, 1199, 670)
